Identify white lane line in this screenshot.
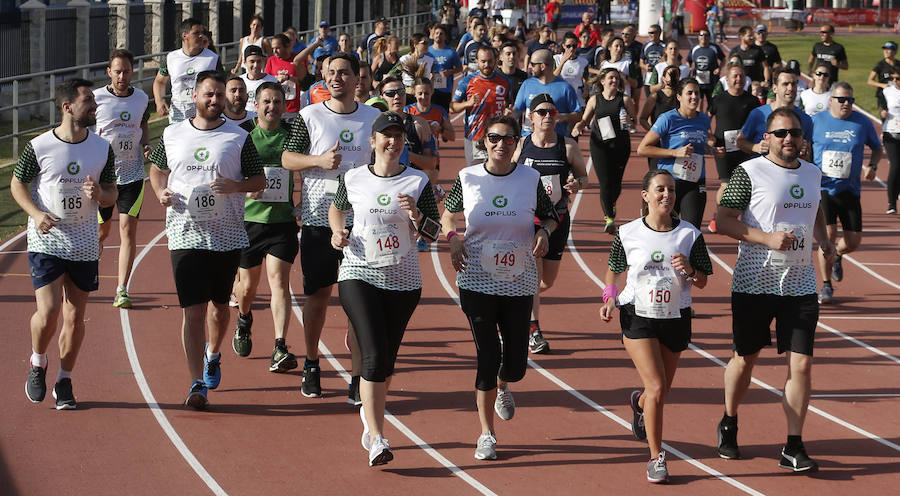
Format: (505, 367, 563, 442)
(287, 284, 497, 496)
(811, 393, 900, 398)
(120, 230, 229, 496)
(863, 262, 900, 266)
(0, 230, 26, 253)
(843, 254, 900, 291)
(565, 190, 900, 452)
(429, 247, 765, 495)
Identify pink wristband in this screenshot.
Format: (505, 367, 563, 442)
(602, 284, 618, 304)
(446, 230, 458, 242)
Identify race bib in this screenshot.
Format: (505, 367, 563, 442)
(282, 80, 297, 100)
(363, 222, 411, 267)
(468, 62, 478, 74)
(695, 70, 711, 85)
(432, 73, 446, 88)
(768, 223, 811, 267)
(884, 116, 900, 134)
(540, 175, 562, 204)
(111, 130, 140, 162)
(724, 130, 740, 153)
(596, 115, 616, 141)
(821, 149, 852, 179)
(634, 273, 682, 319)
(672, 153, 703, 182)
(481, 240, 527, 282)
(54, 184, 90, 224)
(260, 166, 290, 202)
(186, 184, 223, 222)
(322, 169, 341, 197)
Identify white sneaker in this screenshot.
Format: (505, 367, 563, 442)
(360, 406, 371, 451)
(368, 435, 393, 466)
(474, 432, 498, 460)
(494, 384, 515, 420)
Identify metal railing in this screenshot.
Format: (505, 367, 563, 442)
(0, 11, 432, 166)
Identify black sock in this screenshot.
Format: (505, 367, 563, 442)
(721, 412, 737, 427)
(239, 311, 252, 321)
(275, 338, 285, 348)
(823, 280, 833, 288)
(785, 435, 803, 451)
(304, 358, 319, 370)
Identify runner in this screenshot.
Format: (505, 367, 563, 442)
(223, 77, 254, 125)
(239, 45, 278, 112)
(600, 37, 640, 101)
(574, 68, 635, 233)
(282, 53, 382, 398)
(686, 28, 725, 107)
(440, 115, 558, 461)
(640, 25, 665, 98)
(13, 78, 118, 409)
(514, 49, 582, 137)
(148, 71, 266, 409)
(716, 107, 835, 472)
(231, 81, 300, 376)
(451, 45, 511, 165)
(379, 76, 437, 172)
(809, 24, 848, 84)
(358, 17, 389, 61)
(458, 18, 489, 76)
(511, 94, 588, 354)
(329, 111, 441, 467)
(265, 34, 302, 119)
(553, 33, 591, 103)
(731, 26, 770, 87)
(736, 68, 814, 159)
(371, 35, 401, 83)
(231, 14, 272, 74)
(93, 49, 152, 309)
(753, 24, 782, 73)
(526, 25, 558, 56)
(798, 63, 832, 116)
(311, 21, 339, 60)
(879, 65, 900, 214)
(407, 77, 455, 180)
(867, 41, 898, 104)
(398, 33, 436, 90)
(498, 42, 529, 106)
(637, 78, 713, 230)
(648, 41, 690, 95)
(153, 18, 222, 123)
(811, 82, 882, 304)
(599, 169, 712, 483)
(427, 24, 464, 112)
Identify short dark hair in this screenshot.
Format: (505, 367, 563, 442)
(476, 45, 496, 60)
(255, 81, 285, 99)
(377, 75, 404, 94)
(180, 18, 202, 36)
(109, 48, 134, 67)
(272, 33, 290, 46)
(195, 70, 226, 88)
(250, 14, 264, 26)
(56, 78, 93, 108)
(563, 32, 577, 43)
(772, 68, 796, 85)
(676, 77, 700, 95)
(500, 41, 518, 53)
(738, 25, 752, 36)
(765, 106, 801, 131)
(226, 75, 246, 87)
(328, 52, 360, 76)
(482, 115, 521, 141)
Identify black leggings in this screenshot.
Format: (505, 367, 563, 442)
(884, 134, 900, 208)
(339, 279, 421, 382)
(590, 135, 631, 219)
(459, 289, 532, 391)
(674, 179, 707, 229)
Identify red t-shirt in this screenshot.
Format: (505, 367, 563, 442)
(264, 56, 300, 113)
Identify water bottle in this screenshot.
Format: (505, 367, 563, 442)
(619, 105, 629, 131)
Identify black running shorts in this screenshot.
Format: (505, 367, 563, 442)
(619, 303, 692, 353)
(731, 292, 818, 356)
(820, 189, 863, 232)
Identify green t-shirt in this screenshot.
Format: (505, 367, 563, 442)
(241, 119, 296, 224)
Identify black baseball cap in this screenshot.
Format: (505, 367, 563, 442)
(884, 41, 898, 50)
(244, 45, 265, 59)
(529, 93, 556, 112)
(787, 59, 801, 75)
(372, 111, 405, 133)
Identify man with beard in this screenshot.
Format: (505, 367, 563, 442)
(153, 18, 222, 123)
(149, 71, 266, 409)
(451, 46, 511, 164)
(13, 78, 118, 409)
(282, 53, 381, 398)
(732, 26, 770, 87)
(737, 69, 813, 159)
(513, 49, 582, 137)
(716, 107, 835, 473)
(498, 42, 528, 106)
(223, 77, 254, 125)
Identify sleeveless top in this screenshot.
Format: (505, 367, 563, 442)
(652, 89, 678, 124)
(374, 54, 400, 81)
(404, 113, 424, 155)
(592, 91, 628, 144)
(517, 133, 572, 212)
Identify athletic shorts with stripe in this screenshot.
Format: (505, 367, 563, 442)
(99, 180, 145, 222)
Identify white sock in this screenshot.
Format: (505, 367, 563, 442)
(57, 368, 71, 382)
(206, 347, 220, 361)
(31, 351, 47, 369)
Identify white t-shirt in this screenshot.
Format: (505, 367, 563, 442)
(882, 85, 900, 134)
(799, 87, 831, 116)
(92, 86, 149, 185)
(240, 73, 279, 112)
(554, 54, 590, 96)
(399, 53, 436, 88)
(166, 47, 220, 122)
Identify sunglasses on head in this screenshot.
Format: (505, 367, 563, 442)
(814, 71, 829, 77)
(534, 108, 558, 117)
(832, 96, 855, 104)
(486, 133, 518, 144)
(382, 89, 405, 98)
(768, 128, 803, 138)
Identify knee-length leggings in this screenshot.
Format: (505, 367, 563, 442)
(460, 289, 533, 391)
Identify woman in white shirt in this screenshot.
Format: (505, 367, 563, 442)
(231, 14, 272, 74)
(399, 33, 436, 90)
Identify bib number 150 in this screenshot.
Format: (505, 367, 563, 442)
(647, 288, 671, 303)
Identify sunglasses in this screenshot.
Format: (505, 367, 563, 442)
(698, 33, 709, 36)
(768, 128, 803, 138)
(649, 31, 660, 35)
(814, 71, 829, 77)
(820, 31, 831, 34)
(486, 133, 518, 144)
(893, 77, 900, 81)
(382, 89, 405, 98)
(533, 108, 558, 117)
(832, 96, 855, 104)
(564, 44, 576, 49)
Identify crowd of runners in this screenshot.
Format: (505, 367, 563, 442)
(12, 4, 898, 484)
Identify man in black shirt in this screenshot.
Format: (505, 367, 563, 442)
(809, 24, 848, 83)
(469, 0, 488, 21)
(499, 41, 528, 105)
(754, 24, 782, 76)
(732, 25, 770, 86)
(527, 25, 559, 55)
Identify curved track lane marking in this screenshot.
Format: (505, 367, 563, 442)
(287, 284, 498, 496)
(120, 230, 229, 496)
(0, 231, 26, 252)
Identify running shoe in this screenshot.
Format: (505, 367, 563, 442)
(301, 363, 322, 398)
(228, 293, 239, 308)
(717, 418, 741, 459)
(474, 432, 498, 460)
(887, 206, 897, 215)
(203, 345, 221, 390)
(630, 390, 646, 440)
(779, 442, 819, 472)
(368, 435, 393, 466)
(25, 365, 47, 403)
(269, 344, 298, 373)
(360, 404, 371, 451)
(348, 375, 362, 406)
(646, 451, 669, 483)
(232, 312, 253, 357)
(112, 287, 132, 308)
(817, 284, 834, 304)
(184, 380, 208, 410)
(707, 217, 717, 233)
(494, 384, 515, 420)
(604, 216, 617, 235)
(831, 254, 843, 282)
(52, 378, 76, 410)
(417, 238, 429, 252)
(528, 329, 550, 354)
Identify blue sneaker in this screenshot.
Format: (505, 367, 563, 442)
(417, 238, 429, 252)
(203, 344, 221, 390)
(185, 380, 208, 410)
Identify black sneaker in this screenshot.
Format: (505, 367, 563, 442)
(779, 442, 819, 472)
(25, 365, 47, 403)
(717, 418, 741, 459)
(348, 375, 362, 406)
(528, 329, 550, 354)
(630, 390, 647, 440)
(269, 345, 298, 373)
(301, 364, 322, 398)
(232, 312, 253, 357)
(52, 378, 77, 410)
(831, 254, 843, 282)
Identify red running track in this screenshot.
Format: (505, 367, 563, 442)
(2, 107, 899, 496)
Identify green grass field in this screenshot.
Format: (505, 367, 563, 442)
(772, 33, 897, 115)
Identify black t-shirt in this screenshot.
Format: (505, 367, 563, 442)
(732, 45, 767, 82)
(757, 41, 782, 69)
(811, 41, 847, 82)
(625, 40, 643, 67)
(872, 59, 899, 84)
(709, 90, 761, 142)
(501, 68, 529, 104)
(469, 7, 487, 20)
(527, 39, 558, 55)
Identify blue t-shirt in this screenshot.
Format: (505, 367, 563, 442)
(740, 104, 814, 147)
(650, 108, 712, 180)
(428, 46, 463, 94)
(312, 36, 339, 59)
(457, 32, 473, 49)
(811, 110, 882, 196)
(513, 77, 583, 136)
(292, 40, 307, 55)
